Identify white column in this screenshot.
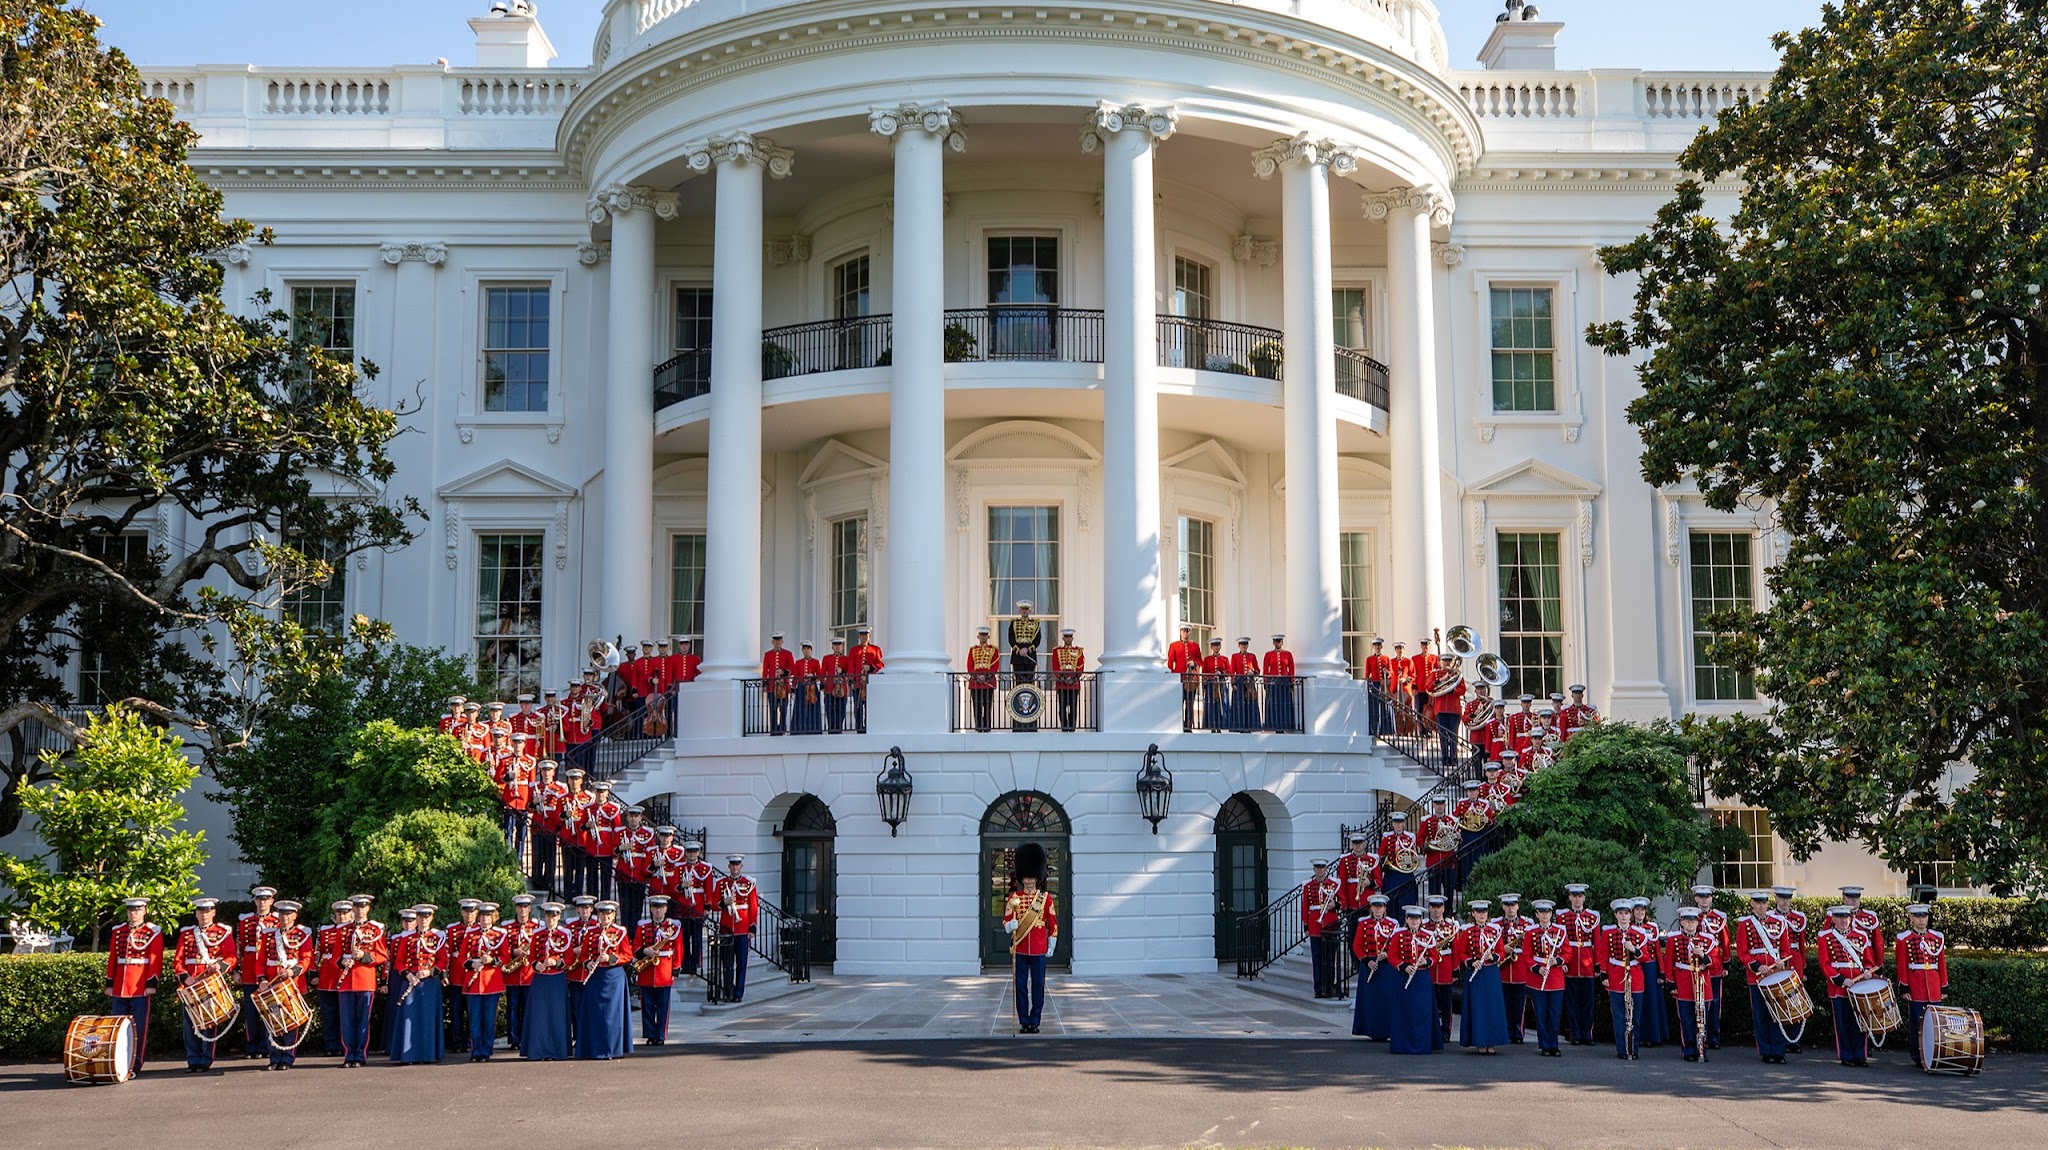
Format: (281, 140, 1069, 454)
(589, 184, 675, 644)
(1254, 135, 1356, 677)
(1086, 102, 1176, 672)
(1370, 186, 1451, 637)
(870, 103, 964, 674)
(691, 134, 794, 678)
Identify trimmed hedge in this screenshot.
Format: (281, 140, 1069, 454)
(0, 953, 190, 1058)
(1704, 892, 2048, 951)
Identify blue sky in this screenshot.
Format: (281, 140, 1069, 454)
(89, 0, 1826, 71)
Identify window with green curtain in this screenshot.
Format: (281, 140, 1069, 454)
(1690, 530, 1758, 701)
(987, 505, 1060, 629)
(1489, 286, 1555, 412)
(1339, 531, 1374, 676)
(669, 533, 706, 640)
(1496, 530, 1563, 698)
(829, 516, 869, 647)
(1176, 515, 1216, 649)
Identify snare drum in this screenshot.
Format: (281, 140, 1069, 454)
(1918, 1005, 1985, 1075)
(1848, 977, 1903, 1038)
(176, 968, 237, 1033)
(253, 978, 313, 1044)
(63, 1015, 135, 1084)
(1757, 969, 1815, 1027)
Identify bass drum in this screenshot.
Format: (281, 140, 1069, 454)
(63, 1015, 135, 1085)
(1919, 1005, 1985, 1076)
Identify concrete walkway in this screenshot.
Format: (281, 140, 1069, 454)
(672, 971, 1351, 1041)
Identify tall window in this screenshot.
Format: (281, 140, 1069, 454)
(1690, 530, 1758, 701)
(1489, 286, 1556, 412)
(1711, 808, 1775, 889)
(290, 284, 356, 362)
(829, 516, 869, 647)
(1172, 257, 1211, 319)
(1496, 531, 1564, 699)
(674, 287, 713, 354)
(986, 235, 1059, 358)
(1340, 531, 1375, 675)
(282, 536, 347, 633)
(669, 533, 707, 641)
(1175, 515, 1216, 649)
(1331, 288, 1369, 351)
(988, 506, 1060, 630)
(831, 255, 878, 369)
(476, 533, 544, 698)
(76, 533, 154, 706)
(1167, 258, 1213, 369)
(483, 285, 550, 412)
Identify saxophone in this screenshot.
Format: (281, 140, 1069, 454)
(504, 925, 532, 975)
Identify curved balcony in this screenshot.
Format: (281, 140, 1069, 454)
(652, 311, 1389, 416)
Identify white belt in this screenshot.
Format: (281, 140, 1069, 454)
(1908, 963, 1937, 970)
(1828, 962, 1860, 970)
(1567, 941, 1592, 947)
(117, 958, 148, 965)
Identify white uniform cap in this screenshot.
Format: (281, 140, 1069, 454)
(1310, 858, 1331, 868)
(1563, 883, 1588, 894)
(1772, 885, 1797, 897)
(1467, 900, 1491, 911)
(1691, 884, 1716, 896)
(726, 854, 746, 865)
(1678, 907, 1702, 920)
(1531, 899, 1556, 911)
(1906, 904, 1931, 916)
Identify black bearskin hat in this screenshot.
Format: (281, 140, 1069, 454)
(1012, 842, 1047, 885)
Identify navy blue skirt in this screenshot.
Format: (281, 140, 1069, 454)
(521, 972, 569, 1060)
(1459, 964, 1511, 1048)
(1390, 966, 1439, 1054)
(575, 966, 634, 1059)
(1639, 958, 1670, 1043)
(389, 977, 444, 1063)
(1352, 958, 1397, 1038)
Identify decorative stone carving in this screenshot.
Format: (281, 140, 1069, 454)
(444, 502, 460, 571)
(1232, 235, 1280, 267)
(554, 499, 571, 571)
(869, 476, 887, 552)
(1579, 499, 1595, 567)
(1664, 497, 1681, 566)
(457, 425, 475, 445)
(803, 493, 818, 557)
(1080, 102, 1177, 152)
(585, 184, 680, 226)
(954, 470, 971, 532)
(575, 241, 611, 266)
(683, 133, 795, 179)
(1432, 241, 1466, 268)
(1251, 134, 1359, 179)
(1477, 425, 1497, 443)
(378, 242, 448, 266)
(1562, 423, 1580, 443)
(209, 243, 252, 266)
(869, 102, 967, 152)
(764, 234, 813, 266)
(1076, 470, 1092, 531)
(1471, 499, 1488, 568)
(545, 426, 562, 445)
(1362, 185, 1456, 228)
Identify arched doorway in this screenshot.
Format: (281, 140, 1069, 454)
(780, 795, 837, 965)
(1214, 794, 1270, 960)
(979, 791, 1072, 969)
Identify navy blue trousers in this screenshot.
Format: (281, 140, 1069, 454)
(468, 992, 499, 1058)
(337, 990, 373, 1062)
(1749, 984, 1788, 1058)
(109, 995, 152, 1069)
(1564, 976, 1597, 1042)
(640, 984, 672, 1042)
(1013, 953, 1047, 1027)
(1529, 987, 1564, 1052)
(1607, 989, 1644, 1057)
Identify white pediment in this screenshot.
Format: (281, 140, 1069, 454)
(1162, 439, 1247, 488)
(799, 439, 888, 489)
(305, 468, 383, 501)
(1461, 458, 1602, 499)
(946, 420, 1101, 464)
(436, 458, 578, 501)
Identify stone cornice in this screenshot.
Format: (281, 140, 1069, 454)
(563, 5, 1481, 182)
(378, 241, 448, 266)
(185, 151, 580, 192)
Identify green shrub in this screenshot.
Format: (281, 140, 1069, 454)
(0, 953, 195, 1058)
(335, 807, 523, 914)
(1465, 831, 1658, 914)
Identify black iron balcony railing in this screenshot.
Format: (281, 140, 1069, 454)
(1335, 347, 1391, 408)
(740, 677, 870, 736)
(945, 671, 1101, 733)
(651, 314, 1393, 413)
(1180, 674, 1306, 733)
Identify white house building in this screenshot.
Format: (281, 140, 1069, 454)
(96, 0, 1949, 969)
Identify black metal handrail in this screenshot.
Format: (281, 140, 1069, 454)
(763, 315, 894, 380)
(740, 677, 871, 736)
(704, 891, 812, 1004)
(1234, 881, 1305, 980)
(941, 305, 1105, 363)
(1335, 347, 1391, 409)
(1378, 689, 1485, 786)
(652, 348, 712, 410)
(944, 671, 1101, 732)
(573, 691, 671, 784)
(1157, 315, 1286, 379)
(1184, 674, 1305, 733)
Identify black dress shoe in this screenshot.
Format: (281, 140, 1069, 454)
(1683, 1053, 1698, 1062)
(1708, 1042, 1721, 1049)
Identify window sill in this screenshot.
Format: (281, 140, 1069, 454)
(1476, 412, 1585, 443)
(457, 414, 564, 445)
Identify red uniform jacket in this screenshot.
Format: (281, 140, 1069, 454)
(669, 652, 703, 684)
(391, 928, 449, 985)
(443, 921, 471, 975)
(1423, 919, 1460, 985)
(106, 921, 165, 996)
(1432, 677, 1466, 718)
(315, 923, 345, 992)
(1818, 927, 1875, 997)
(330, 920, 388, 993)
(1003, 888, 1057, 957)
(1377, 829, 1420, 872)
(234, 911, 280, 985)
(1735, 912, 1797, 983)
(509, 708, 544, 744)
(1454, 920, 1509, 971)
(1362, 653, 1397, 692)
(1419, 813, 1459, 868)
(647, 844, 689, 900)
(531, 925, 577, 976)
(260, 924, 319, 992)
(1498, 915, 1533, 981)
(579, 923, 635, 973)
(674, 860, 718, 917)
(1167, 639, 1202, 685)
(1200, 653, 1231, 680)
(563, 789, 596, 849)
(541, 701, 570, 755)
(1229, 650, 1259, 677)
(1302, 877, 1342, 938)
(500, 757, 534, 810)
(1849, 908, 1884, 966)
(459, 924, 510, 995)
(1052, 645, 1085, 688)
(172, 922, 234, 983)
(714, 876, 760, 936)
(1559, 907, 1602, 978)
(818, 652, 852, 696)
(1776, 905, 1810, 972)
(1351, 913, 1400, 961)
(762, 647, 796, 696)
(587, 797, 625, 859)
(1595, 923, 1650, 993)
(1333, 851, 1381, 911)
(438, 714, 465, 736)
(964, 645, 999, 689)
(502, 919, 541, 988)
(852, 642, 885, 681)
(1262, 649, 1295, 677)
(615, 825, 659, 882)
(793, 656, 823, 703)
(1451, 796, 1492, 831)
(634, 918, 684, 988)
(1464, 699, 1504, 758)
(1408, 652, 1440, 695)
(1388, 927, 1430, 979)
(1895, 930, 1948, 1002)
(534, 779, 569, 833)
(565, 919, 597, 984)
(1665, 931, 1725, 1001)
(1521, 922, 1570, 991)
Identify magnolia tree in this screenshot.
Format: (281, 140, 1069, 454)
(1590, 0, 2048, 892)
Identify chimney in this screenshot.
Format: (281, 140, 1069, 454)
(1478, 1, 1563, 71)
(470, 1, 558, 69)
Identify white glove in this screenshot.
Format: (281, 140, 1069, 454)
(1047, 936, 1058, 955)
(1003, 919, 1018, 935)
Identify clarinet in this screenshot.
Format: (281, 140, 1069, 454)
(1692, 934, 1710, 1063)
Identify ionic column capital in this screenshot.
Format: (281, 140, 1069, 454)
(683, 132, 796, 179)
(585, 184, 680, 226)
(1363, 185, 1456, 228)
(1080, 102, 1177, 153)
(869, 102, 967, 152)
(1250, 133, 1359, 180)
